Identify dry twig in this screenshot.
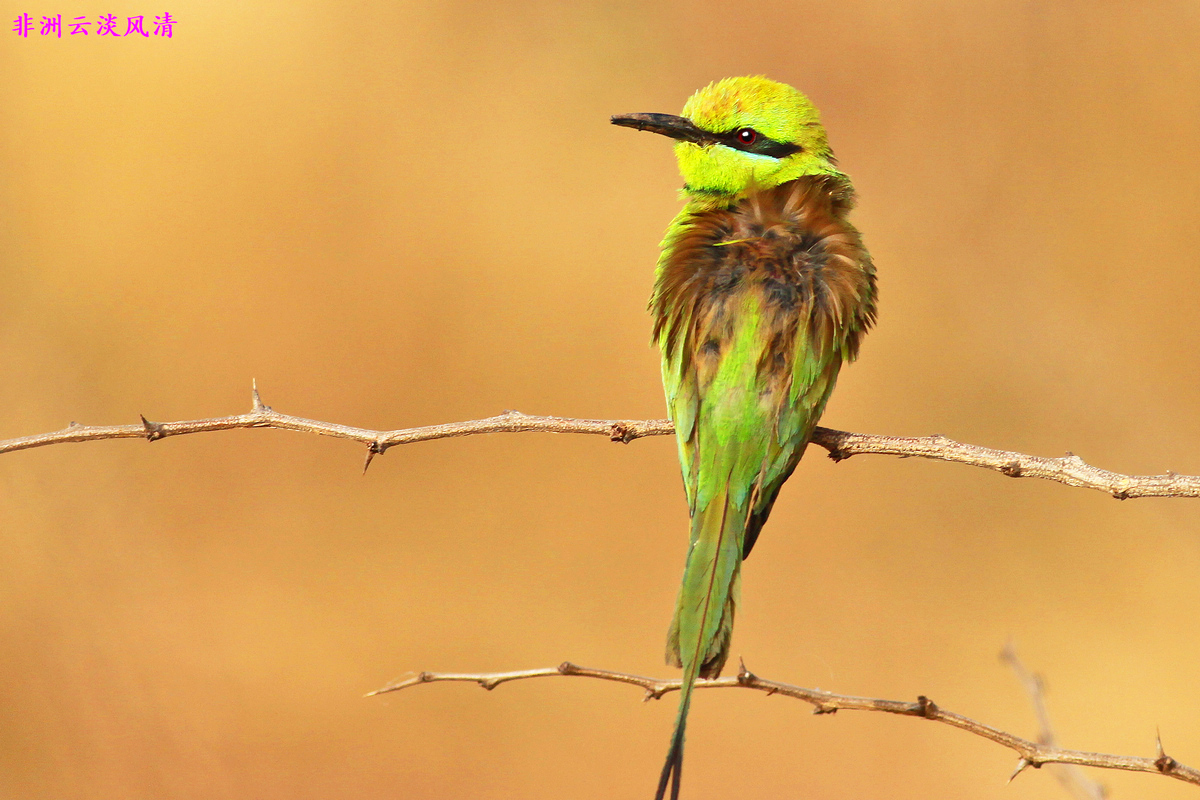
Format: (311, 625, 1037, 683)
(0, 382, 1195, 498)
(368, 660, 1200, 790)
(1002, 644, 1107, 800)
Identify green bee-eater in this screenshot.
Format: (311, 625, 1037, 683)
(612, 76, 877, 799)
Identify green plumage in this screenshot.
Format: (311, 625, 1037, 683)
(613, 77, 876, 800)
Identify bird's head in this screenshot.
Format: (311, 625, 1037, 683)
(613, 76, 839, 203)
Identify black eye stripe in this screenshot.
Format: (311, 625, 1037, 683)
(708, 127, 802, 158)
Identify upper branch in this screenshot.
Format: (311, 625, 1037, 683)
(810, 428, 1199, 499)
(0, 382, 1195, 498)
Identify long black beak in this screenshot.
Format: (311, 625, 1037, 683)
(610, 113, 711, 145)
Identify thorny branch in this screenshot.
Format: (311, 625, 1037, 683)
(5, 392, 1194, 791)
(367, 660, 1200, 790)
(0, 382, 1195, 499)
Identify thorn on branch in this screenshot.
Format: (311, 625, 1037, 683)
(1008, 758, 1032, 783)
(1112, 489, 1130, 500)
(363, 440, 389, 474)
(1155, 730, 1178, 773)
(915, 695, 939, 718)
(139, 415, 166, 442)
(251, 379, 270, 413)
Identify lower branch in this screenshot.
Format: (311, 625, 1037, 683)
(0, 382, 1195, 498)
(368, 661, 1199, 789)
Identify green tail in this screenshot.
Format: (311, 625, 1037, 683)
(654, 665, 695, 800)
(656, 484, 746, 800)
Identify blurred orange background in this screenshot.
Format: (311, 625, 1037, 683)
(2, 1, 1199, 798)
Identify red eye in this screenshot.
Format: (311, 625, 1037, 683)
(736, 128, 757, 144)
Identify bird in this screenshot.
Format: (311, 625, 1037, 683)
(611, 76, 877, 800)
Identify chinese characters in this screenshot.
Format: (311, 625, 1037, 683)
(12, 13, 177, 37)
